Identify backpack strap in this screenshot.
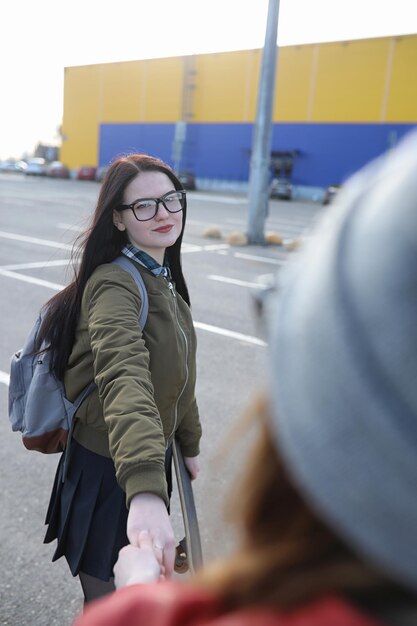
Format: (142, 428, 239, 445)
(112, 256, 149, 330)
(63, 257, 149, 481)
(75, 256, 149, 413)
(71, 257, 148, 414)
(72, 381, 97, 410)
(61, 380, 98, 481)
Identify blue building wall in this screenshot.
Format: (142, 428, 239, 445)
(99, 122, 416, 188)
(99, 123, 176, 167)
(273, 123, 416, 186)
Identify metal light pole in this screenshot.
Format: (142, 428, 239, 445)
(246, 0, 280, 244)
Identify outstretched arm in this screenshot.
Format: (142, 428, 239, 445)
(127, 493, 175, 577)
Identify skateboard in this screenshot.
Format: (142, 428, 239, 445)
(173, 439, 204, 573)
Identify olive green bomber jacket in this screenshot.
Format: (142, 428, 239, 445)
(64, 261, 202, 507)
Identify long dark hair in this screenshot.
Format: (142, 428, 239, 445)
(37, 154, 190, 380)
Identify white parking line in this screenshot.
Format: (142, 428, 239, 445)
(0, 370, 10, 387)
(0, 231, 73, 250)
(234, 252, 285, 265)
(203, 244, 230, 251)
(208, 275, 266, 289)
(189, 194, 245, 204)
(182, 243, 204, 253)
(0, 260, 71, 270)
(0, 268, 64, 290)
(194, 322, 266, 346)
(57, 223, 84, 232)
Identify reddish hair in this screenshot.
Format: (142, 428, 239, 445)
(195, 395, 410, 612)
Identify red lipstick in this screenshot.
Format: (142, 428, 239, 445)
(154, 225, 173, 233)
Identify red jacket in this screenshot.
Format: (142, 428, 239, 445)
(73, 582, 384, 626)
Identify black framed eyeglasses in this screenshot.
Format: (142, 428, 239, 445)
(118, 190, 186, 222)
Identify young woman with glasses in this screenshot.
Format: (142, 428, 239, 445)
(41, 154, 202, 605)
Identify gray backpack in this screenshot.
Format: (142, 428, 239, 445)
(8, 256, 148, 457)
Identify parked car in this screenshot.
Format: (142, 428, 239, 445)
(270, 177, 293, 200)
(95, 165, 109, 182)
(47, 161, 70, 179)
(0, 159, 27, 173)
(178, 171, 196, 190)
(77, 166, 97, 181)
(15, 160, 28, 173)
(25, 158, 47, 176)
(323, 184, 341, 205)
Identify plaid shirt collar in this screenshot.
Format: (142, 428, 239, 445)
(121, 244, 169, 278)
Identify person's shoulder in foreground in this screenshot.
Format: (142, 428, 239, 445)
(74, 581, 383, 626)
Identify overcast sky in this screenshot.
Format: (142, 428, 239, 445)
(1, 0, 416, 159)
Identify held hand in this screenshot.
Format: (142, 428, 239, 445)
(184, 455, 200, 480)
(114, 532, 163, 589)
(127, 493, 175, 577)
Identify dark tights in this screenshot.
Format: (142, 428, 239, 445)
(79, 571, 115, 606)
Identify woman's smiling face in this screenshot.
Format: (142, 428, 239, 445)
(113, 170, 184, 264)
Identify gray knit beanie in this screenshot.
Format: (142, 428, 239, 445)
(268, 129, 417, 591)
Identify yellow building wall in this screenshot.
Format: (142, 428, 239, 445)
(384, 35, 417, 121)
(99, 61, 146, 122)
(60, 65, 102, 169)
(99, 57, 183, 122)
(274, 45, 317, 121)
(193, 50, 261, 122)
(140, 57, 184, 121)
(61, 34, 417, 168)
(61, 58, 184, 167)
(310, 38, 390, 122)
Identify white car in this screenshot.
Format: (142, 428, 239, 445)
(25, 158, 47, 176)
(0, 160, 27, 173)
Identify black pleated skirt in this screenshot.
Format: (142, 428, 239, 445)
(44, 439, 172, 582)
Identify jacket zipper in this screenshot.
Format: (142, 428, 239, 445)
(165, 276, 189, 447)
